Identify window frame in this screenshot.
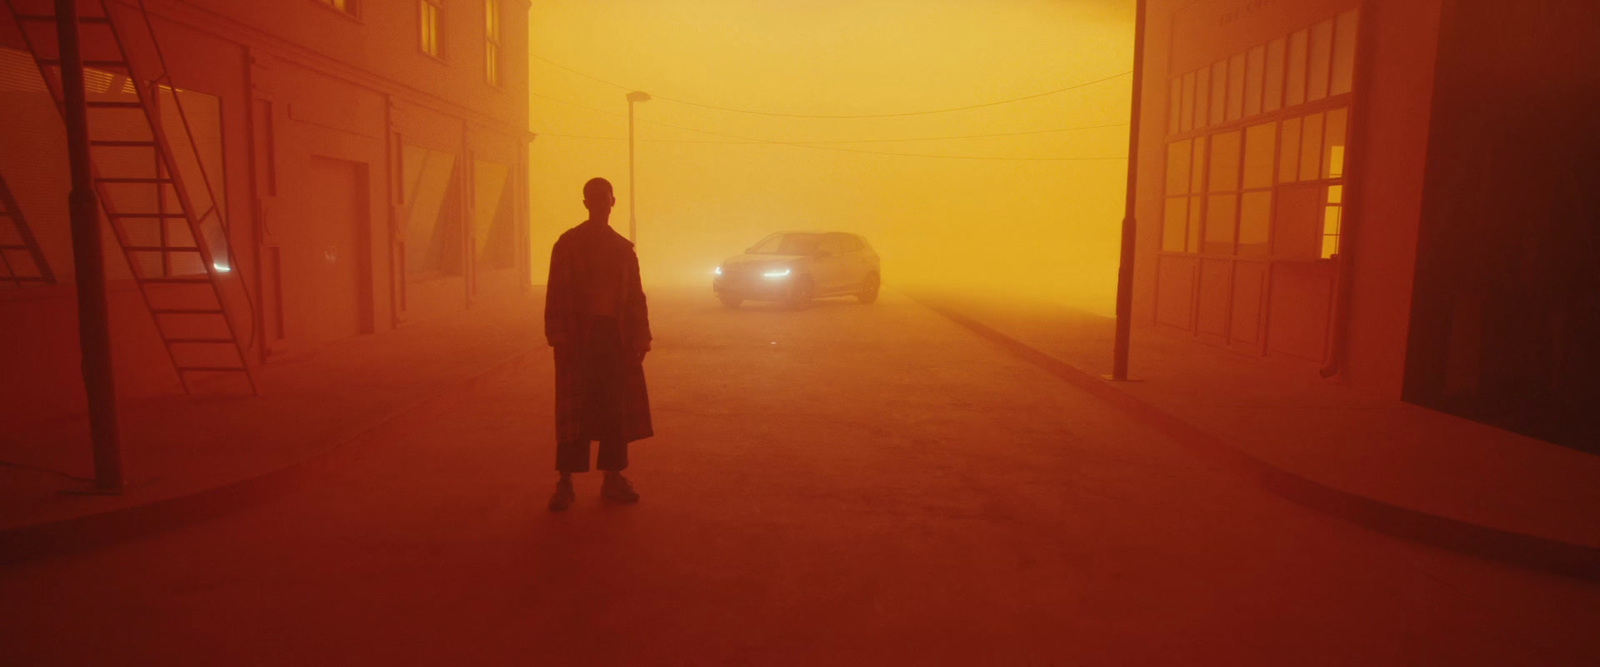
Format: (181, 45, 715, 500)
(420, 0, 446, 61)
(314, 0, 361, 19)
(484, 0, 502, 86)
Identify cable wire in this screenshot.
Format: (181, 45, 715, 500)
(531, 53, 1132, 119)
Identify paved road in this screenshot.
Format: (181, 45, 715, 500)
(3, 290, 1598, 665)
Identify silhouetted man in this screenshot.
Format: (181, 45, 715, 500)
(544, 177, 653, 511)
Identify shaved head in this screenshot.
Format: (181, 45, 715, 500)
(583, 177, 613, 203)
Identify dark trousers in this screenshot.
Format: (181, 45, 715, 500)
(556, 439, 628, 473)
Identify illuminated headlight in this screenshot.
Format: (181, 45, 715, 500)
(714, 266, 722, 276)
(762, 268, 791, 278)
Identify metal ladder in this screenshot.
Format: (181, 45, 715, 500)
(0, 173, 55, 288)
(3, 0, 256, 394)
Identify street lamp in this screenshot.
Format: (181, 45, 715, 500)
(626, 91, 651, 244)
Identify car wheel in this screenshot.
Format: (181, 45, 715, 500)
(787, 276, 815, 310)
(856, 272, 880, 304)
(719, 296, 742, 309)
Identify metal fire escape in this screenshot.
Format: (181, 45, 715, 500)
(3, 0, 256, 393)
(0, 174, 55, 287)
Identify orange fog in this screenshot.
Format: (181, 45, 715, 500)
(527, 0, 1135, 315)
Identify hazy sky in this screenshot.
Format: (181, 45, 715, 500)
(528, 0, 1135, 313)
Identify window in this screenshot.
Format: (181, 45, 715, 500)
(317, 0, 358, 16)
(420, 0, 443, 59)
(485, 0, 502, 85)
(1162, 9, 1358, 261)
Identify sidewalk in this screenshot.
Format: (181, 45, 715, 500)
(0, 294, 542, 560)
(912, 290, 1600, 580)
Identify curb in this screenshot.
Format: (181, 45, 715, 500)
(915, 297, 1600, 582)
(0, 347, 538, 565)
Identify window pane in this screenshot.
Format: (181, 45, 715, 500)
(1190, 136, 1207, 193)
(1300, 112, 1325, 182)
(1169, 77, 1181, 135)
(1187, 197, 1203, 253)
(1323, 204, 1342, 235)
(1308, 19, 1333, 101)
(1195, 66, 1210, 128)
(1323, 107, 1348, 178)
(1242, 122, 1276, 189)
(1210, 60, 1227, 126)
(1204, 194, 1238, 254)
(1209, 130, 1241, 192)
(1327, 184, 1343, 204)
(1180, 71, 1195, 132)
(1279, 117, 1302, 183)
(1163, 198, 1188, 251)
(1286, 29, 1308, 107)
(1332, 9, 1359, 95)
(1226, 53, 1245, 121)
(1166, 140, 1192, 196)
(1264, 38, 1285, 112)
(1245, 45, 1265, 117)
(1321, 235, 1340, 259)
(1238, 191, 1272, 256)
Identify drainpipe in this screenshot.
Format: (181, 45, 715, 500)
(57, 0, 124, 492)
(1320, 0, 1376, 380)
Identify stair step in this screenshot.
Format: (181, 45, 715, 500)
(138, 276, 210, 284)
(166, 337, 236, 344)
(42, 59, 127, 69)
(85, 100, 141, 108)
(176, 366, 247, 373)
(15, 15, 111, 25)
(90, 140, 157, 148)
(152, 308, 225, 315)
(124, 245, 201, 252)
(98, 177, 173, 184)
(110, 213, 187, 219)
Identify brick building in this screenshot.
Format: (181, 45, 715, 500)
(1131, 0, 1600, 449)
(0, 0, 531, 428)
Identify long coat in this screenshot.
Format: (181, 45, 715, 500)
(545, 220, 653, 444)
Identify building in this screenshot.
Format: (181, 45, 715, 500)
(1131, 0, 1600, 450)
(0, 0, 531, 428)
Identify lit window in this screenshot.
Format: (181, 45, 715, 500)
(485, 0, 501, 85)
(318, 0, 357, 16)
(421, 0, 443, 58)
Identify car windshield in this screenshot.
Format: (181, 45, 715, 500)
(748, 233, 824, 255)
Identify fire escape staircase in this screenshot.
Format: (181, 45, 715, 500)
(0, 173, 55, 288)
(3, 0, 256, 394)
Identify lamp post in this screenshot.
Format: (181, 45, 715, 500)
(626, 91, 651, 244)
(1111, 0, 1148, 381)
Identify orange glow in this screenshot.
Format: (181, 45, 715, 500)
(528, 0, 1134, 314)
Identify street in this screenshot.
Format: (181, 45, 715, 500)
(3, 289, 1598, 665)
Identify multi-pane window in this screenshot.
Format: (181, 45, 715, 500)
(317, 0, 357, 15)
(1162, 8, 1359, 261)
(420, 0, 443, 58)
(485, 0, 501, 86)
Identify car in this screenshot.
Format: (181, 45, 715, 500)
(712, 231, 881, 309)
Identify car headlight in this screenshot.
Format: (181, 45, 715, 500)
(762, 268, 791, 278)
(714, 266, 722, 276)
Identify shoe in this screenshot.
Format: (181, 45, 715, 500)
(601, 473, 640, 503)
(548, 478, 575, 512)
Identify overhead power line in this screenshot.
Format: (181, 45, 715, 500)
(532, 114, 1125, 145)
(537, 131, 1126, 161)
(530, 53, 1132, 119)
(531, 92, 1125, 161)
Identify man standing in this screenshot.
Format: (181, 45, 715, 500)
(544, 177, 653, 511)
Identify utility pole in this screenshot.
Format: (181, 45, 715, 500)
(57, 0, 124, 491)
(626, 91, 650, 244)
(1111, 0, 1148, 382)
